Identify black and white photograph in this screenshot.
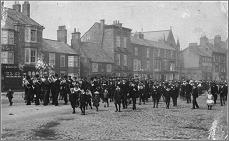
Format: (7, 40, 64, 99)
(0, 1, 228, 140)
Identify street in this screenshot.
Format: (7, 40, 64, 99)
(1, 93, 227, 140)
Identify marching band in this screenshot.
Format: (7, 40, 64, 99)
(21, 73, 228, 115)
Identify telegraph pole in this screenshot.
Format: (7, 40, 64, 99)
(0, 0, 2, 94)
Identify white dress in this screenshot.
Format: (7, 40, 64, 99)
(206, 94, 214, 106)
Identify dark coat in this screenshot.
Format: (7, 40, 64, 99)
(114, 89, 122, 104)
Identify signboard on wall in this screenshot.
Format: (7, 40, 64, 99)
(1, 64, 23, 91)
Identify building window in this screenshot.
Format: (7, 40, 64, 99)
(115, 54, 121, 65)
(170, 63, 175, 71)
(106, 64, 112, 72)
(116, 36, 121, 47)
(25, 48, 37, 64)
(25, 27, 30, 42)
(31, 29, 37, 42)
(92, 63, 98, 72)
(123, 54, 127, 66)
(68, 56, 79, 67)
(60, 55, 65, 67)
(133, 59, 138, 71)
(154, 48, 159, 58)
(154, 59, 160, 71)
(123, 37, 127, 48)
(31, 49, 36, 63)
(147, 48, 150, 58)
(1, 51, 14, 64)
(1, 30, 14, 45)
(134, 47, 138, 56)
(159, 49, 164, 58)
(49, 53, 55, 66)
(25, 48, 30, 63)
(146, 60, 150, 71)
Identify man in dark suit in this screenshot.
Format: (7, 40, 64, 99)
(192, 84, 199, 109)
(211, 82, 218, 104)
(185, 81, 192, 103)
(114, 86, 122, 112)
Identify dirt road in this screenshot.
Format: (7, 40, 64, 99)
(1, 93, 228, 140)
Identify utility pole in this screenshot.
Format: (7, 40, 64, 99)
(0, 0, 3, 93)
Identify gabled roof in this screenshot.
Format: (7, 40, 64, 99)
(187, 46, 211, 57)
(81, 42, 113, 63)
(1, 7, 43, 29)
(142, 30, 170, 42)
(130, 36, 175, 50)
(41, 39, 79, 55)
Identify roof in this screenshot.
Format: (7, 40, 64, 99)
(41, 39, 79, 55)
(130, 36, 175, 50)
(189, 46, 211, 57)
(1, 7, 43, 29)
(142, 30, 170, 42)
(81, 42, 113, 63)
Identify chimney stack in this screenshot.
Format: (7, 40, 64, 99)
(57, 25, 67, 44)
(100, 19, 105, 32)
(71, 28, 81, 50)
(13, 1, 21, 13)
(134, 32, 144, 39)
(214, 35, 221, 47)
(22, 1, 30, 17)
(200, 35, 209, 47)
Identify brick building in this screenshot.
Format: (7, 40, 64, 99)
(81, 20, 132, 77)
(180, 35, 227, 81)
(80, 20, 180, 80)
(180, 43, 212, 80)
(1, 2, 44, 91)
(80, 42, 113, 78)
(131, 32, 178, 80)
(1, 2, 80, 91)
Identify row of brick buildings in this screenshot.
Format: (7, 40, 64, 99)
(180, 35, 228, 81)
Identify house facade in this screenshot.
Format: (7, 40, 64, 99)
(1, 2, 44, 91)
(1, 3, 80, 91)
(131, 32, 178, 80)
(180, 35, 227, 81)
(81, 20, 132, 78)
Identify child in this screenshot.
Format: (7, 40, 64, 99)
(206, 90, 214, 110)
(6, 89, 14, 106)
(93, 90, 100, 112)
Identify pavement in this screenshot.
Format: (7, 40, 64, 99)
(1, 92, 228, 140)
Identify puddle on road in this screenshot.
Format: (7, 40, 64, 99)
(58, 117, 74, 121)
(182, 125, 209, 131)
(31, 121, 60, 140)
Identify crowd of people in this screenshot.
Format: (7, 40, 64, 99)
(9, 73, 227, 115)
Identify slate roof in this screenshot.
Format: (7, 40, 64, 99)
(131, 36, 175, 50)
(41, 39, 79, 55)
(188, 46, 212, 57)
(81, 42, 113, 63)
(1, 7, 43, 29)
(142, 30, 170, 42)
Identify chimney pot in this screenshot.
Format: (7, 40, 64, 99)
(13, 2, 21, 13)
(22, 1, 30, 17)
(57, 25, 67, 44)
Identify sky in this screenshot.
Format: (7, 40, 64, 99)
(4, 1, 228, 49)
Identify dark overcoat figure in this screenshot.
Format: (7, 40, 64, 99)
(79, 90, 87, 115)
(41, 77, 50, 106)
(192, 85, 199, 109)
(211, 83, 218, 104)
(114, 86, 122, 112)
(185, 83, 192, 103)
(69, 87, 80, 114)
(6, 89, 14, 106)
(93, 91, 100, 111)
